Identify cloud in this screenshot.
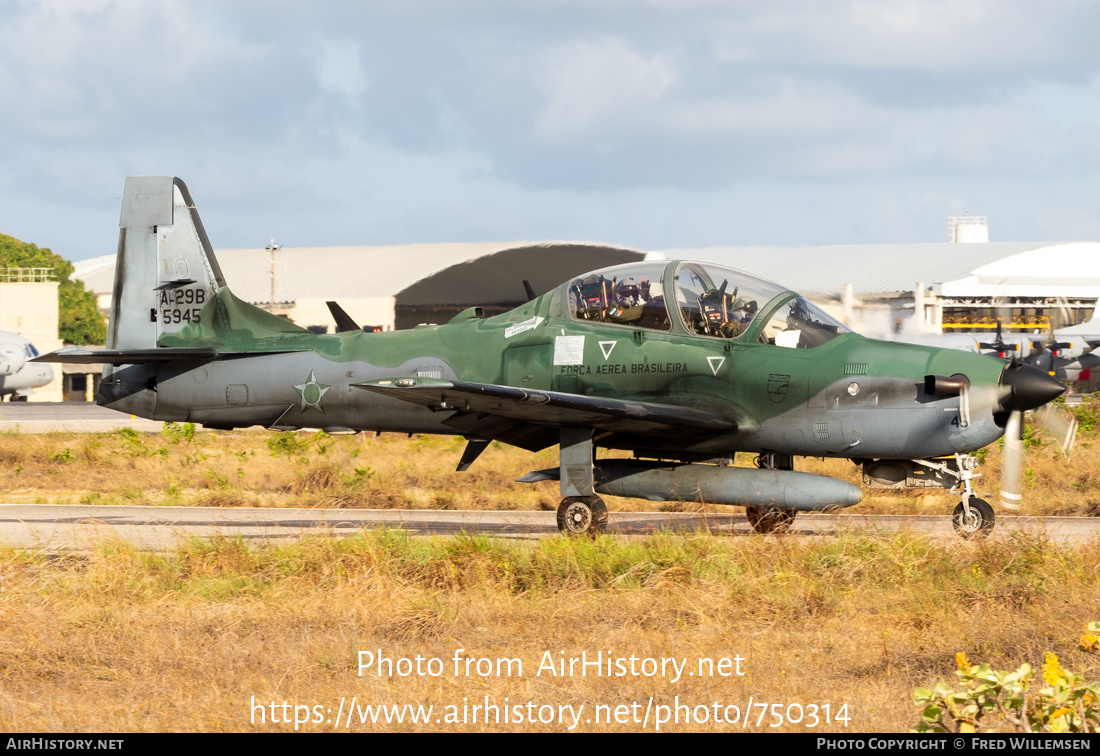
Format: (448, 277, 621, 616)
(2, 0, 1100, 259)
(532, 37, 677, 144)
(313, 38, 368, 97)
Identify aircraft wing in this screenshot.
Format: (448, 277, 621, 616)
(354, 377, 736, 450)
(32, 346, 306, 365)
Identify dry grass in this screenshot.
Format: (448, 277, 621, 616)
(1, 407, 1099, 732)
(0, 402, 1097, 518)
(0, 530, 1098, 732)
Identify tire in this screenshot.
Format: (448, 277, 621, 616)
(556, 496, 609, 537)
(745, 506, 796, 534)
(952, 498, 995, 539)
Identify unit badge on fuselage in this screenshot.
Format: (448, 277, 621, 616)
(768, 373, 791, 403)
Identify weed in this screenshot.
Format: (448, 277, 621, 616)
(49, 448, 73, 463)
(113, 427, 149, 457)
(1063, 393, 1100, 434)
(267, 431, 310, 458)
(342, 465, 374, 488)
(914, 649, 1099, 733)
(204, 469, 230, 489)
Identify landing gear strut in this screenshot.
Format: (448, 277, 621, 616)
(555, 427, 607, 536)
(914, 453, 995, 539)
(746, 453, 797, 534)
(556, 496, 608, 537)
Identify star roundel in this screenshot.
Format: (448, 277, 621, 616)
(294, 370, 331, 413)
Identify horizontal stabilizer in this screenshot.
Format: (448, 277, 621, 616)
(34, 347, 219, 364)
(353, 377, 737, 437)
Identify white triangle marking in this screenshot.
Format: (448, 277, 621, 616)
(599, 341, 617, 360)
(707, 355, 725, 376)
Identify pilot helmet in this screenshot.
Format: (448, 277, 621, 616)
(787, 297, 813, 323)
(614, 277, 640, 301)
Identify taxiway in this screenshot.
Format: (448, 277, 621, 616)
(0, 504, 1096, 552)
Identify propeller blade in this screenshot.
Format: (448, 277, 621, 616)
(1032, 403, 1079, 459)
(1000, 410, 1024, 510)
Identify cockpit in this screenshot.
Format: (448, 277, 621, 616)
(565, 260, 849, 348)
(567, 262, 671, 331)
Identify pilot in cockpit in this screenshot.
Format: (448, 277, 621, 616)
(607, 277, 643, 324)
(784, 297, 839, 348)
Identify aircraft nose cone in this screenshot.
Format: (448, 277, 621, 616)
(999, 362, 1065, 412)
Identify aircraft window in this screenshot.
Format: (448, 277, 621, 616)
(568, 264, 671, 331)
(674, 262, 787, 339)
(759, 297, 850, 348)
(25, 344, 38, 358)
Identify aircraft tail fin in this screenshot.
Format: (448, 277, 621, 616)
(110, 176, 307, 352)
(326, 301, 362, 333)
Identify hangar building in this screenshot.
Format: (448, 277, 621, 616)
(662, 227, 1100, 338)
(73, 241, 649, 332)
(60, 215, 1100, 401)
(75, 231, 1099, 339)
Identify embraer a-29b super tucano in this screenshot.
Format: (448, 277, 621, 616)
(37, 177, 1066, 538)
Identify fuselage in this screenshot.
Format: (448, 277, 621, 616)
(101, 260, 1016, 461)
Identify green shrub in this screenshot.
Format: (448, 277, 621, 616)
(914, 639, 1099, 733)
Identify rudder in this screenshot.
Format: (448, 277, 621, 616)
(110, 176, 226, 350)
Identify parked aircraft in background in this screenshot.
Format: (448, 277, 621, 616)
(0, 331, 54, 400)
(888, 305, 1100, 388)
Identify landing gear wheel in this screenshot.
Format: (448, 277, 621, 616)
(745, 506, 796, 534)
(556, 496, 608, 537)
(952, 498, 995, 539)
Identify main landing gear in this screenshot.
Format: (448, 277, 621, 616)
(554, 427, 610, 537)
(745, 453, 797, 534)
(745, 506, 796, 534)
(556, 496, 609, 537)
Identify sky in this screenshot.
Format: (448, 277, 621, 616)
(2, 0, 1100, 262)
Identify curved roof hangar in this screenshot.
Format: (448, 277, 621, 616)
(75, 241, 648, 308)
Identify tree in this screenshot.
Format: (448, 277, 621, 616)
(0, 232, 107, 345)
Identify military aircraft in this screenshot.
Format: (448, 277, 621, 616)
(0, 331, 53, 400)
(892, 320, 1096, 362)
(36, 177, 1067, 538)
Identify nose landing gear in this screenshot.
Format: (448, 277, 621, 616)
(914, 453, 995, 539)
(951, 497, 995, 539)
